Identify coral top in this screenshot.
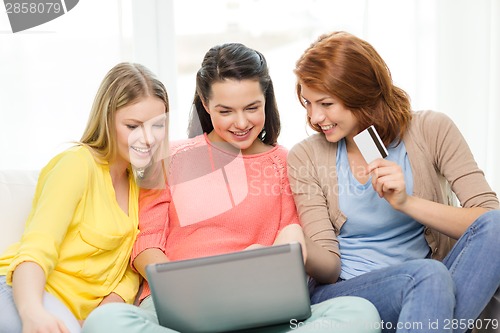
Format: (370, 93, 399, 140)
(133, 134, 299, 301)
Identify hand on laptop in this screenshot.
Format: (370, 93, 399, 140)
(244, 244, 266, 251)
(242, 225, 307, 264)
(273, 224, 307, 264)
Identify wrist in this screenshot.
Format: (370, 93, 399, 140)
(394, 194, 413, 212)
(18, 303, 45, 320)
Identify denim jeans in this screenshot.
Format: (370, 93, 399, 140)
(310, 210, 500, 333)
(0, 275, 81, 333)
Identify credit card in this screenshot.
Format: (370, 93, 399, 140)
(353, 125, 388, 164)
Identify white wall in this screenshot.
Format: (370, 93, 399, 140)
(0, 0, 132, 170)
(1, 0, 499, 194)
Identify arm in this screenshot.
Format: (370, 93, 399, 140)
(7, 151, 88, 284)
(134, 248, 170, 279)
(273, 224, 307, 263)
(287, 142, 341, 284)
(272, 156, 308, 261)
(131, 187, 172, 279)
(8, 151, 88, 331)
(13, 262, 69, 333)
(271, 225, 342, 281)
(369, 158, 487, 239)
(303, 236, 341, 284)
(400, 197, 486, 238)
(369, 112, 498, 239)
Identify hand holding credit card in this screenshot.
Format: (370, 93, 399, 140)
(353, 125, 388, 164)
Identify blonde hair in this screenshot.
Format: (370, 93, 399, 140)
(80, 62, 169, 163)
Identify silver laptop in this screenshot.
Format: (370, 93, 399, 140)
(146, 243, 311, 332)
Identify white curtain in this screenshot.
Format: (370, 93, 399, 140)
(362, 0, 500, 192)
(435, 0, 500, 194)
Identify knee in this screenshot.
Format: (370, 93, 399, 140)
(82, 303, 135, 333)
(471, 210, 500, 248)
(337, 296, 380, 322)
(318, 296, 381, 331)
(413, 258, 447, 274)
(400, 260, 455, 312)
(483, 209, 500, 220)
(340, 297, 381, 333)
(475, 209, 500, 231)
(413, 259, 453, 286)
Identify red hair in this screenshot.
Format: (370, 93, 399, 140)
(294, 31, 412, 146)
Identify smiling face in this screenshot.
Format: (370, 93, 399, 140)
(300, 84, 359, 143)
(203, 79, 266, 154)
(114, 96, 167, 169)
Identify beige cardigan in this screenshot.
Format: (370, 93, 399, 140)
(287, 110, 499, 260)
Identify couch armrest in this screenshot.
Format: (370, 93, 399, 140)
(0, 170, 39, 253)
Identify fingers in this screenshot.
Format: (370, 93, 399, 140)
(366, 157, 394, 174)
(368, 160, 405, 197)
(373, 177, 404, 197)
(244, 244, 265, 251)
(59, 321, 70, 333)
(274, 224, 304, 245)
(273, 224, 307, 263)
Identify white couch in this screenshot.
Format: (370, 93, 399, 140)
(0, 170, 498, 332)
(0, 170, 39, 254)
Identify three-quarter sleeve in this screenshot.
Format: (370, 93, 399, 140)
(131, 187, 171, 264)
(421, 111, 498, 209)
(6, 150, 88, 283)
(287, 140, 340, 257)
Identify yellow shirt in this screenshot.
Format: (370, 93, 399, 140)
(0, 146, 140, 319)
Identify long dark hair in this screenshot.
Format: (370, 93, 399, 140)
(188, 43, 280, 145)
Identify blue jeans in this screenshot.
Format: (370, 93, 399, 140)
(0, 275, 81, 333)
(82, 295, 382, 333)
(310, 210, 500, 333)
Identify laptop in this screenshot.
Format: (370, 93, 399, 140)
(146, 243, 311, 332)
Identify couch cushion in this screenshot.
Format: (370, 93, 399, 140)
(0, 170, 39, 253)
